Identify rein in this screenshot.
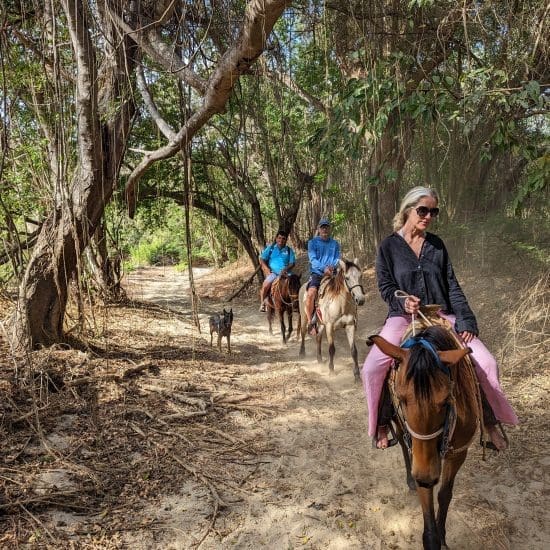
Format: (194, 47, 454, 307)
(394, 290, 431, 336)
(393, 292, 487, 458)
(324, 268, 365, 303)
(388, 306, 464, 457)
(389, 351, 458, 457)
(346, 281, 365, 294)
(273, 276, 299, 307)
(317, 265, 364, 315)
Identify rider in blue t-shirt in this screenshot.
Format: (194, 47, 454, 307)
(259, 230, 296, 312)
(305, 218, 340, 334)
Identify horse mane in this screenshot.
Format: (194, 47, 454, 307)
(406, 326, 477, 414)
(322, 260, 359, 298)
(288, 273, 301, 295)
(322, 270, 345, 297)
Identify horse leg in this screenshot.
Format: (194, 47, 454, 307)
(325, 324, 335, 373)
(279, 306, 286, 344)
(417, 486, 441, 550)
(298, 307, 307, 356)
(227, 334, 231, 354)
(344, 324, 360, 383)
(217, 334, 222, 353)
(299, 318, 306, 357)
(287, 308, 293, 341)
(267, 306, 273, 335)
(316, 326, 324, 364)
(436, 453, 466, 548)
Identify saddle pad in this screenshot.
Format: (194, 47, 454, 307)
(400, 306, 476, 372)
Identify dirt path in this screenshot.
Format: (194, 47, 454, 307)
(121, 266, 548, 550)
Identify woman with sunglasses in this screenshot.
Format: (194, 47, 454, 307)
(363, 186, 518, 450)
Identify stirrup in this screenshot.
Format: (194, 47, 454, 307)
(480, 422, 509, 451)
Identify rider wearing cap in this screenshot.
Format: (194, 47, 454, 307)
(305, 218, 341, 335)
(258, 230, 296, 312)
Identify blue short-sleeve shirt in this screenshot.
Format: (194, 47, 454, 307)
(260, 244, 296, 275)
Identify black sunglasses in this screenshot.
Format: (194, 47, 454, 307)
(415, 206, 440, 218)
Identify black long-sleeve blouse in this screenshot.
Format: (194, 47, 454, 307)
(376, 232, 478, 335)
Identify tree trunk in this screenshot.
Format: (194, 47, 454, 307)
(368, 115, 413, 248)
(10, 0, 137, 350)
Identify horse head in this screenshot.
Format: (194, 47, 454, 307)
(368, 327, 470, 487)
(288, 274, 301, 303)
(339, 258, 365, 306)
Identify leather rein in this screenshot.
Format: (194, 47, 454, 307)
(388, 337, 464, 458)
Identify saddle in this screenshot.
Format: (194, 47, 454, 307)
(311, 272, 338, 323)
(377, 305, 477, 451)
(378, 305, 503, 454)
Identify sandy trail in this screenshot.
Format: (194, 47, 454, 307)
(122, 266, 547, 550)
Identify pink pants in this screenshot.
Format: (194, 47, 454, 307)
(361, 314, 519, 437)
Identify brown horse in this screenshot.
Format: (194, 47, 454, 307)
(368, 325, 480, 550)
(299, 259, 365, 382)
(266, 273, 301, 344)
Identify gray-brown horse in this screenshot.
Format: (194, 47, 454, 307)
(298, 259, 365, 381)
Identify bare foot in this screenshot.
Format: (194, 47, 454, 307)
(376, 426, 389, 449)
(487, 424, 508, 451)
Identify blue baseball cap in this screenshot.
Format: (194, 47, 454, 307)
(318, 218, 331, 227)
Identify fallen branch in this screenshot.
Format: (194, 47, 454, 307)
(141, 384, 208, 410)
(129, 423, 227, 509)
(123, 362, 154, 379)
(160, 411, 208, 421)
(0, 491, 86, 511)
(225, 264, 261, 302)
(67, 374, 121, 386)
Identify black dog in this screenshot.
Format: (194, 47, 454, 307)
(209, 308, 233, 353)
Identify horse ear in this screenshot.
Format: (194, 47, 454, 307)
(353, 257, 359, 266)
(438, 348, 471, 365)
(367, 335, 407, 362)
(338, 259, 346, 271)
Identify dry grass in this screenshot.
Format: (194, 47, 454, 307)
(504, 273, 549, 371)
(0, 252, 548, 548)
(0, 302, 274, 547)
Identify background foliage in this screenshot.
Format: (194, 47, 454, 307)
(0, 0, 548, 286)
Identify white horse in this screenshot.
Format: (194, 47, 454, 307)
(298, 259, 365, 382)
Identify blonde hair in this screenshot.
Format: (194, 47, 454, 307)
(392, 186, 439, 231)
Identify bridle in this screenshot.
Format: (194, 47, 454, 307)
(342, 268, 365, 301)
(273, 275, 299, 307)
(390, 336, 458, 458)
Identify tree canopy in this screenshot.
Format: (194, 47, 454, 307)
(0, 0, 548, 350)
